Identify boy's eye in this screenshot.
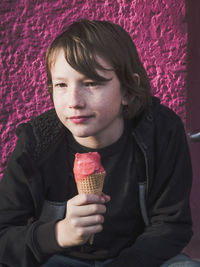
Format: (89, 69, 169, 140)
(84, 81, 100, 87)
(54, 83, 67, 88)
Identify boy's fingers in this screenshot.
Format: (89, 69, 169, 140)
(70, 194, 105, 206)
(101, 192, 111, 203)
(67, 194, 107, 218)
(76, 224, 103, 240)
(70, 214, 104, 227)
(70, 203, 106, 217)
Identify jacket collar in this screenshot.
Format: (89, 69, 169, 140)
(132, 97, 160, 148)
(131, 97, 160, 190)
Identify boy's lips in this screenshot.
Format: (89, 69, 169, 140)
(68, 115, 93, 124)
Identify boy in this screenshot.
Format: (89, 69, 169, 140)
(0, 19, 198, 267)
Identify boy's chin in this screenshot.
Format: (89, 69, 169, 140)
(70, 130, 92, 139)
(67, 125, 97, 139)
(72, 133, 91, 139)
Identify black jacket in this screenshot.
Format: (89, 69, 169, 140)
(0, 98, 193, 267)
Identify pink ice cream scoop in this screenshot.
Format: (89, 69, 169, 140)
(73, 152, 105, 181)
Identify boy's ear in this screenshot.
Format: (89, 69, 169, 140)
(121, 73, 140, 105)
(122, 97, 128, 106)
(122, 89, 128, 105)
(133, 73, 140, 86)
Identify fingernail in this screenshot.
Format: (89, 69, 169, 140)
(106, 195, 111, 202)
(101, 197, 105, 203)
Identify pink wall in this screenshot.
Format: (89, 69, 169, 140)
(0, 0, 187, 180)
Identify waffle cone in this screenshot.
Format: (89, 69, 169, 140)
(76, 171, 106, 195)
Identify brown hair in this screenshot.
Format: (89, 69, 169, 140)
(46, 19, 152, 118)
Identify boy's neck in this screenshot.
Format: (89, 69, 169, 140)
(73, 120, 125, 149)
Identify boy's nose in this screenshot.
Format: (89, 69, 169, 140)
(68, 86, 85, 109)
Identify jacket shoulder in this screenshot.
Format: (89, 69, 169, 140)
(151, 97, 184, 129)
(16, 109, 66, 161)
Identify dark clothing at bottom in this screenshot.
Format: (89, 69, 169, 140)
(41, 254, 113, 266)
(41, 254, 200, 267)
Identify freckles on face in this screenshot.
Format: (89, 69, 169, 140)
(51, 49, 127, 147)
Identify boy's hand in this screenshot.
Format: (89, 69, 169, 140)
(55, 193, 110, 248)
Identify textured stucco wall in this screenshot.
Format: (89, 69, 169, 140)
(0, 0, 187, 179)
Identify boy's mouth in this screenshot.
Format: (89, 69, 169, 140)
(69, 116, 92, 124)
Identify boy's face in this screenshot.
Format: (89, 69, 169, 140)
(51, 49, 127, 148)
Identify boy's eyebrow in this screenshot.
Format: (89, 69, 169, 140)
(52, 76, 67, 81)
(52, 76, 113, 82)
(52, 74, 87, 81)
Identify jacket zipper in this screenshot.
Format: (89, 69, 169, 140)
(132, 132, 150, 227)
(132, 132, 149, 193)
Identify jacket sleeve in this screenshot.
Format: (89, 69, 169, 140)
(0, 128, 64, 267)
(109, 117, 193, 267)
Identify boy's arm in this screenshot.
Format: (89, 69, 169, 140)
(0, 139, 47, 266)
(109, 118, 193, 267)
(0, 128, 68, 267)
